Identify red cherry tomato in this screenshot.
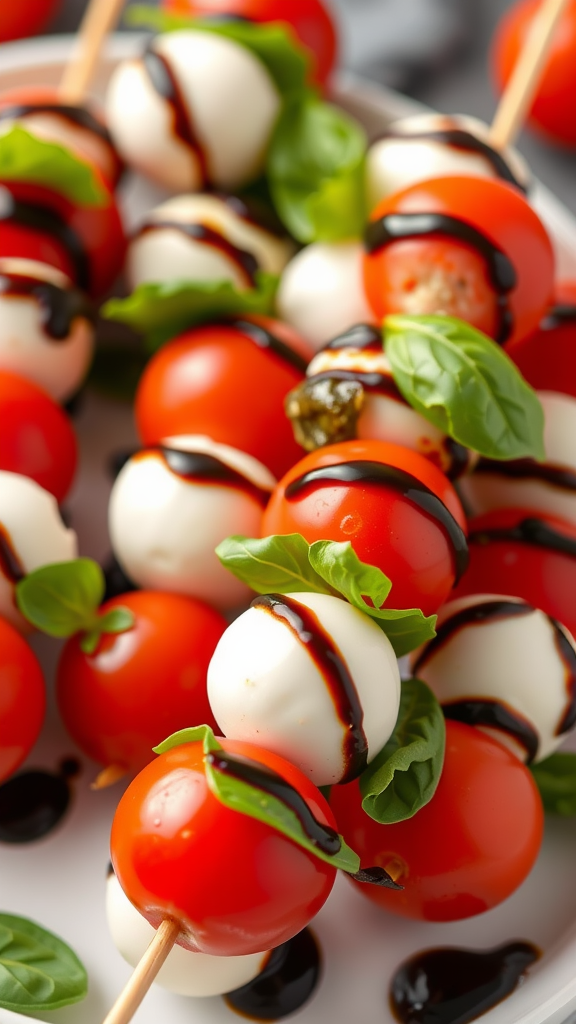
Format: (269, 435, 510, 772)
(57, 591, 226, 777)
(492, 0, 576, 146)
(0, 616, 46, 783)
(330, 720, 544, 922)
(261, 439, 468, 617)
(111, 737, 337, 955)
(135, 316, 314, 480)
(0, 0, 60, 42)
(507, 282, 576, 396)
(364, 176, 555, 348)
(0, 371, 77, 503)
(162, 0, 338, 85)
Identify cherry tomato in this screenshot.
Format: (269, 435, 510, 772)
(135, 316, 314, 480)
(0, 615, 46, 783)
(0, 371, 77, 503)
(57, 591, 226, 777)
(261, 439, 468, 617)
(492, 0, 576, 146)
(0, 0, 60, 42)
(161, 0, 338, 85)
(111, 736, 337, 955)
(507, 282, 576, 396)
(330, 720, 544, 922)
(363, 176, 555, 348)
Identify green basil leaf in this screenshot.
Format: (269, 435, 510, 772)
(267, 91, 367, 243)
(16, 559, 105, 638)
(530, 753, 576, 816)
(126, 6, 310, 96)
(101, 273, 279, 352)
(0, 914, 87, 1012)
(80, 607, 135, 654)
(0, 125, 106, 207)
(153, 724, 223, 757)
(216, 534, 337, 596)
(360, 678, 446, 824)
(384, 314, 546, 461)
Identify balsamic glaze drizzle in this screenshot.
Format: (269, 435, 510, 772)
(554, 624, 576, 735)
(0, 273, 95, 339)
(285, 461, 469, 584)
(143, 46, 207, 181)
(0, 190, 91, 290)
(541, 303, 576, 331)
(0, 524, 25, 583)
(474, 457, 576, 491)
(0, 759, 80, 843)
(364, 212, 517, 344)
(230, 318, 308, 373)
(469, 516, 576, 559)
(137, 219, 259, 285)
(377, 127, 527, 191)
(225, 927, 321, 1021)
(0, 102, 114, 145)
(325, 323, 383, 352)
(252, 594, 368, 782)
(442, 699, 539, 763)
(412, 600, 533, 674)
(152, 446, 271, 506)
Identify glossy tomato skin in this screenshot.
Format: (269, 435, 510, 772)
(492, 0, 576, 146)
(0, 0, 59, 41)
(363, 176, 555, 348)
(111, 737, 337, 955)
(161, 0, 338, 84)
(507, 282, 576, 396)
(57, 591, 225, 776)
(0, 371, 77, 503)
(0, 616, 46, 783)
(330, 721, 544, 922)
(262, 439, 467, 617)
(135, 316, 314, 480)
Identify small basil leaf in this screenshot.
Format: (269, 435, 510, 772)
(153, 724, 223, 757)
(0, 125, 106, 207)
(101, 273, 278, 352)
(363, 607, 437, 659)
(126, 6, 310, 95)
(267, 91, 367, 243)
(216, 534, 337, 596)
(384, 314, 546, 461)
(79, 607, 136, 654)
(360, 678, 445, 824)
(0, 914, 87, 1012)
(530, 753, 576, 816)
(16, 559, 105, 638)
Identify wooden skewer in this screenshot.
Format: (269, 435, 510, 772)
(102, 918, 180, 1024)
(59, 0, 127, 105)
(489, 0, 571, 150)
(91, 764, 128, 790)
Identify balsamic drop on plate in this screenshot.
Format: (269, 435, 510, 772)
(0, 758, 80, 843)
(225, 927, 321, 1021)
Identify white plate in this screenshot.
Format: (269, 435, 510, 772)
(1, 33, 576, 1024)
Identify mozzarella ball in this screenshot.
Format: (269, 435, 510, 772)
(366, 113, 530, 210)
(0, 259, 94, 402)
(208, 591, 401, 786)
(108, 435, 276, 611)
(0, 471, 78, 631)
(127, 193, 293, 291)
(106, 871, 268, 996)
(277, 243, 375, 351)
(106, 31, 281, 193)
(459, 391, 576, 527)
(411, 593, 576, 763)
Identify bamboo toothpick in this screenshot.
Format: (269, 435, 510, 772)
(489, 0, 571, 150)
(102, 918, 179, 1024)
(59, 0, 127, 104)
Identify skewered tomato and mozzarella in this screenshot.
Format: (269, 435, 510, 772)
(0, 615, 45, 784)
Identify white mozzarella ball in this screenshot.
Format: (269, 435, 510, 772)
(106, 872, 268, 996)
(0, 471, 78, 631)
(459, 392, 576, 527)
(366, 113, 530, 210)
(411, 593, 576, 763)
(106, 31, 280, 193)
(0, 259, 94, 401)
(208, 591, 401, 786)
(277, 243, 375, 351)
(108, 435, 276, 611)
(127, 194, 292, 290)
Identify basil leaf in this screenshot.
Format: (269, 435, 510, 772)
(216, 534, 337, 596)
(267, 91, 367, 243)
(0, 914, 87, 1012)
(80, 607, 135, 654)
(530, 753, 576, 816)
(385, 314, 546, 461)
(153, 724, 223, 756)
(0, 125, 106, 207)
(360, 678, 445, 824)
(126, 6, 310, 96)
(101, 273, 279, 352)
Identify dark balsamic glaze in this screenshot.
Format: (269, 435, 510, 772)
(469, 516, 576, 559)
(0, 524, 24, 583)
(0, 103, 114, 145)
(0, 758, 80, 843)
(442, 699, 539, 763)
(143, 46, 207, 181)
(364, 212, 517, 345)
(553, 623, 576, 735)
(138, 220, 259, 285)
(312, 325, 401, 398)
(390, 941, 539, 1024)
(541, 303, 576, 331)
(474, 457, 576, 491)
(231, 318, 308, 373)
(442, 438, 472, 481)
(207, 750, 341, 854)
(413, 600, 533, 674)
(225, 927, 321, 1021)
(285, 461, 469, 584)
(0, 191, 91, 291)
(311, 366, 402, 401)
(378, 127, 527, 191)
(150, 446, 271, 506)
(252, 594, 368, 781)
(325, 323, 383, 352)
(0, 273, 95, 339)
